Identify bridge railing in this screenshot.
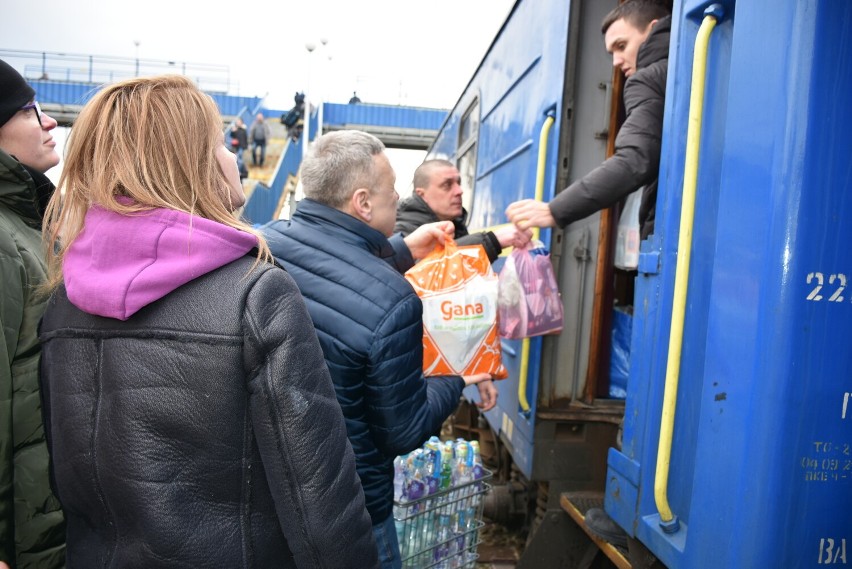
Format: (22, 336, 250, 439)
(0, 48, 236, 94)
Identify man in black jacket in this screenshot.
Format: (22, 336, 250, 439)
(506, 0, 671, 549)
(506, 0, 671, 242)
(395, 159, 530, 263)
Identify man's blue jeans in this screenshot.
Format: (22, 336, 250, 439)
(372, 514, 402, 569)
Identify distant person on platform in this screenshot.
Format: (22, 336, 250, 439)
(281, 92, 305, 142)
(0, 58, 66, 569)
(262, 130, 495, 569)
(506, 0, 671, 243)
(229, 118, 249, 181)
(228, 117, 248, 156)
(248, 112, 270, 167)
(349, 91, 362, 104)
(394, 159, 531, 263)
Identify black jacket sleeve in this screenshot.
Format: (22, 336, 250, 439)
(243, 267, 379, 569)
(455, 231, 502, 263)
(549, 59, 667, 228)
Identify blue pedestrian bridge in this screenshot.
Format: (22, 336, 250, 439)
(2, 49, 447, 223)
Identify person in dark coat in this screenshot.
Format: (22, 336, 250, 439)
(227, 118, 250, 181)
(281, 92, 306, 142)
(506, 0, 671, 241)
(395, 159, 530, 263)
(262, 130, 493, 569)
(228, 117, 248, 153)
(38, 75, 378, 569)
(0, 58, 66, 569)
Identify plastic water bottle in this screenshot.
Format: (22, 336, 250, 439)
(469, 440, 485, 508)
(470, 441, 484, 481)
(394, 454, 407, 501)
(394, 454, 410, 553)
(405, 515, 422, 567)
(433, 513, 452, 568)
(454, 441, 472, 491)
(440, 442, 454, 492)
(463, 505, 478, 566)
(452, 510, 467, 568)
(407, 452, 427, 501)
(424, 438, 441, 496)
(419, 509, 436, 566)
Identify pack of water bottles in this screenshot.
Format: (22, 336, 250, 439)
(393, 437, 492, 569)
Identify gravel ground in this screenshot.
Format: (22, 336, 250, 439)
(474, 517, 527, 568)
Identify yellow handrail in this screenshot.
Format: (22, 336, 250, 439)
(518, 113, 555, 413)
(654, 11, 720, 530)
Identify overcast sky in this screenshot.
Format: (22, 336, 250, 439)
(4, 0, 515, 192)
(4, 0, 514, 111)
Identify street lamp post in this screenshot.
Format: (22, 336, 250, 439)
(317, 38, 329, 141)
(134, 40, 140, 76)
(303, 41, 315, 164)
(303, 37, 329, 164)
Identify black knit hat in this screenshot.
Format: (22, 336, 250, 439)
(0, 59, 35, 128)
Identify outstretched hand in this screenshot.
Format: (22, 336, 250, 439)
(460, 375, 498, 411)
(505, 199, 557, 231)
(475, 379, 498, 411)
(493, 225, 534, 249)
(403, 221, 455, 260)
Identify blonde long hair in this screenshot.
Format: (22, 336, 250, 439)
(43, 74, 269, 290)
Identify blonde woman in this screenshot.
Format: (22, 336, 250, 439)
(39, 75, 379, 568)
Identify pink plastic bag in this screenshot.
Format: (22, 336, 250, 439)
(497, 242, 564, 339)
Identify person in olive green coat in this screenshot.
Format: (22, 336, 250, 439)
(0, 59, 65, 569)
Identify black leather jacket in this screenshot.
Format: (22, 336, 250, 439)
(39, 256, 379, 569)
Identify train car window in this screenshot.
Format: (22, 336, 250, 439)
(457, 100, 479, 215)
(459, 101, 479, 147)
(458, 149, 476, 215)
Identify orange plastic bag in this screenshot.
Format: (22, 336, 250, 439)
(404, 239, 508, 379)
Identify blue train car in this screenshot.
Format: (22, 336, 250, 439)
(432, 0, 625, 490)
(431, 0, 852, 566)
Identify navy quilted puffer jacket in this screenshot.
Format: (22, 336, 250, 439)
(263, 199, 465, 525)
